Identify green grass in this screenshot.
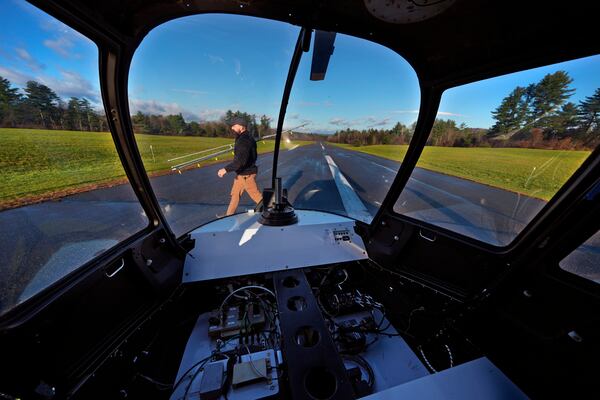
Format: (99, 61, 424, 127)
(1, 128, 592, 205)
(332, 143, 591, 200)
(0, 128, 306, 205)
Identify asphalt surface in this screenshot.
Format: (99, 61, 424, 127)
(1, 142, 597, 314)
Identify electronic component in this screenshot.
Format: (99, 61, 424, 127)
(337, 319, 367, 354)
(199, 362, 224, 400)
(208, 303, 265, 338)
(321, 288, 384, 317)
(333, 228, 351, 242)
(232, 355, 269, 387)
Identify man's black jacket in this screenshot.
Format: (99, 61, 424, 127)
(224, 131, 258, 175)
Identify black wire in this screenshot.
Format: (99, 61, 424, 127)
(183, 359, 208, 400)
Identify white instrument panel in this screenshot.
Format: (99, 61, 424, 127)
(183, 210, 368, 283)
(363, 357, 528, 400)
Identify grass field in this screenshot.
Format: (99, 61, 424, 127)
(0, 128, 304, 207)
(1, 128, 592, 207)
(333, 143, 591, 200)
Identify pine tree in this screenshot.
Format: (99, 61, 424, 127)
(0, 76, 21, 126)
(545, 102, 578, 138)
(489, 86, 529, 136)
(24, 81, 60, 128)
(529, 71, 575, 127)
(67, 97, 83, 131)
(258, 114, 271, 138)
(577, 88, 600, 135)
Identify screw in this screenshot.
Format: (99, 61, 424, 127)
(393, 235, 399, 241)
(146, 259, 153, 266)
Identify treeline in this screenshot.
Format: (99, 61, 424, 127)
(0, 76, 269, 136)
(132, 110, 270, 137)
(0, 75, 324, 140)
(131, 110, 325, 140)
(489, 71, 599, 148)
(327, 122, 414, 146)
(330, 71, 600, 149)
(0, 77, 108, 131)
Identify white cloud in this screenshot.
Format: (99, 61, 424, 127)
(392, 109, 466, 117)
(329, 117, 350, 127)
(0, 67, 98, 103)
(15, 48, 45, 71)
(43, 70, 98, 100)
(391, 109, 419, 114)
(130, 98, 199, 120)
(327, 115, 397, 130)
(0, 66, 32, 86)
(198, 108, 227, 120)
(43, 36, 77, 58)
(437, 111, 466, 117)
(207, 54, 224, 64)
(366, 117, 391, 128)
(234, 59, 241, 76)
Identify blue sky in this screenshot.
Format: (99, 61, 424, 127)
(0, 0, 100, 102)
(2, 1, 600, 133)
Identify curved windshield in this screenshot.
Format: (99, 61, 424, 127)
(129, 14, 299, 236)
(281, 33, 419, 222)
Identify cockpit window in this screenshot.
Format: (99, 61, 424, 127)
(392, 55, 600, 246)
(281, 33, 419, 222)
(0, 1, 147, 315)
(128, 14, 300, 236)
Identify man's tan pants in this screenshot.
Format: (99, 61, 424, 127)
(226, 173, 262, 215)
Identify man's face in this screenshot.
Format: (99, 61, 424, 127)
(231, 124, 246, 134)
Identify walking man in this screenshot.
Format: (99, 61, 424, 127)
(218, 116, 263, 215)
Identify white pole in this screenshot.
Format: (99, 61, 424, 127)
(150, 145, 156, 163)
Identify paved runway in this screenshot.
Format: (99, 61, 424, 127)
(1, 142, 596, 313)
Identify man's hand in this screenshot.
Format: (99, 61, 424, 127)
(217, 168, 227, 178)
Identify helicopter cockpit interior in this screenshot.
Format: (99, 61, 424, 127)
(0, 1, 599, 399)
